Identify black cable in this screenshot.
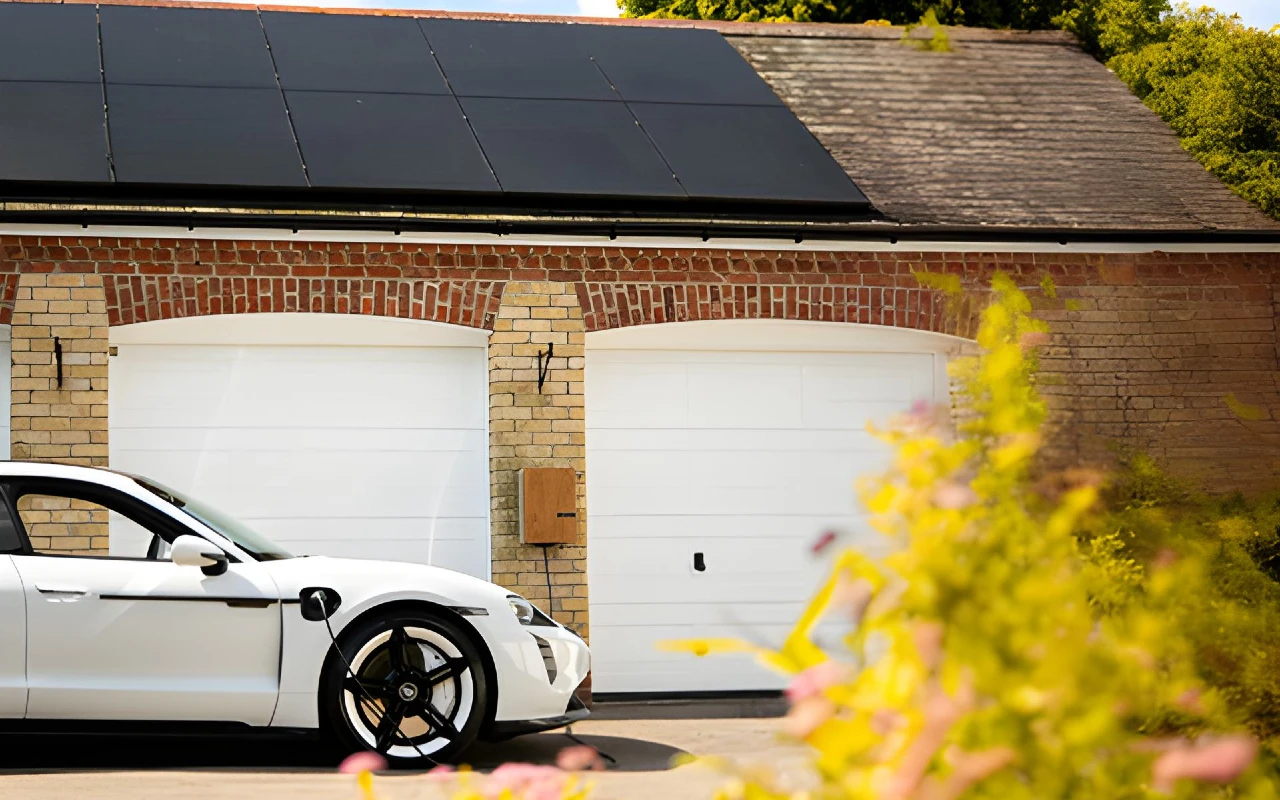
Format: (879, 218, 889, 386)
(541, 545, 555, 623)
(563, 728, 617, 765)
(315, 592, 435, 764)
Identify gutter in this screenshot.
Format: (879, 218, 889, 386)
(1, 203, 1278, 248)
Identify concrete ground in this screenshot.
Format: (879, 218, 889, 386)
(0, 704, 812, 800)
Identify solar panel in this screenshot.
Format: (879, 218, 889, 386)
(0, 4, 101, 84)
(586, 26, 783, 107)
(100, 6, 277, 89)
(263, 13, 449, 95)
(288, 91, 497, 191)
(109, 86, 305, 187)
(632, 103, 868, 204)
(0, 82, 109, 183)
(461, 97, 683, 197)
(422, 19, 615, 102)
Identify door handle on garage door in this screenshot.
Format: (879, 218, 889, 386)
(35, 584, 89, 598)
(693, 552, 706, 572)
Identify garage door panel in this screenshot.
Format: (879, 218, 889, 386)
(589, 427, 879, 452)
(589, 512, 878, 544)
(590, 450, 890, 516)
(111, 345, 486, 429)
(591, 537, 830, 605)
(286, 537, 489, 578)
(590, 599, 808, 627)
(588, 326, 948, 693)
(590, 627, 791, 693)
(109, 445, 488, 519)
(110, 323, 489, 577)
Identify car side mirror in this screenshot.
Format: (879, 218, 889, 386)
(170, 535, 229, 576)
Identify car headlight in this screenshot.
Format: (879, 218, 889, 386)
(507, 595, 535, 625)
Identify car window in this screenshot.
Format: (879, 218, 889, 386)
(6, 481, 187, 560)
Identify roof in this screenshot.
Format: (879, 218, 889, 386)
(727, 26, 1279, 231)
(0, 0, 1274, 237)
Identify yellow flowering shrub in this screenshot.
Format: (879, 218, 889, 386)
(677, 274, 1277, 799)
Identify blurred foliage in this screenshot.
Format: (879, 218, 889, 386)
(1084, 453, 1280, 760)
(617, 0, 1280, 223)
(663, 274, 1278, 799)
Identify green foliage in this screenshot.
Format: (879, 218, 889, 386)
(1109, 7, 1280, 220)
(1084, 461, 1280, 755)
(666, 275, 1278, 799)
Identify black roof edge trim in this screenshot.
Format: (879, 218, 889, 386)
(0, 208, 1278, 246)
(0, 182, 876, 224)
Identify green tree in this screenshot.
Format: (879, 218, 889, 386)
(1109, 7, 1280, 219)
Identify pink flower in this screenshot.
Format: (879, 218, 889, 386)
(338, 751, 387, 775)
(423, 764, 456, 782)
(485, 763, 569, 800)
(782, 696, 834, 739)
(932, 482, 978, 510)
(811, 530, 838, 555)
(1151, 735, 1258, 793)
(556, 744, 605, 771)
(785, 660, 851, 703)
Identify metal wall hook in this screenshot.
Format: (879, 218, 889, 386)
(54, 336, 63, 389)
(536, 342, 554, 393)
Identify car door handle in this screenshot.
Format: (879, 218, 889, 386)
(35, 584, 89, 597)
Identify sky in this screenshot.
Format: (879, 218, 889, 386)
(242, 0, 1279, 28)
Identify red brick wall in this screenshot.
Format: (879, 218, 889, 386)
(2, 236, 1278, 492)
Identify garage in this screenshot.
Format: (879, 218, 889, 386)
(586, 321, 957, 694)
(108, 314, 491, 578)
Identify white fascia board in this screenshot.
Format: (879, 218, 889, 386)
(1, 223, 1277, 254)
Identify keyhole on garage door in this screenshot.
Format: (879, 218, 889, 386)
(693, 552, 706, 572)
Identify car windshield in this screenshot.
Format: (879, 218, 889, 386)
(128, 475, 294, 561)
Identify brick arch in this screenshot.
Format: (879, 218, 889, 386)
(574, 281, 973, 337)
(104, 275, 505, 328)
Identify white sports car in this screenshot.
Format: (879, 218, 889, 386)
(0, 462, 590, 766)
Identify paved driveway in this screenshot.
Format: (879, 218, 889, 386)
(0, 716, 811, 800)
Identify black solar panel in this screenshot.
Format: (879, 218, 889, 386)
(587, 26, 784, 107)
(263, 13, 450, 95)
(0, 3, 870, 217)
(100, 6, 277, 89)
(0, 82, 110, 183)
(422, 19, 615, 101)
(462, 97, 683, 197)
(0, 4, 101, 84)
(109, 86, 305, 186)
(288, 91, 497, 191)
(632, 103, 867, 203)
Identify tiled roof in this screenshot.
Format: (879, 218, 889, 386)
(2, 0, 1275, 232)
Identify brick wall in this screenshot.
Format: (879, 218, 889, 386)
(10, 272, 109, 468)
(0, 237, 1277, 508)
(488, 281, 588, 636)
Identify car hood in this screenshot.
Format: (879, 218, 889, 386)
(260, 555, 512, 611)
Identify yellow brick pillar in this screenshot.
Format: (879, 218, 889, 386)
(10, 273, 110, 468)
(487, 281, 588, 642)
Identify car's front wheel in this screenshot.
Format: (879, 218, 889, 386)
(320, 610, 488, 767)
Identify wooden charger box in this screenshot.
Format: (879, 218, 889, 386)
(518, 467, 578, 545)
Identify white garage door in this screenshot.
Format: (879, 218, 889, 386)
(109, 314, 490, 578)
(587, 321, 956, 694)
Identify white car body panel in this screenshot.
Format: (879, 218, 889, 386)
(265, 557, 589, 728)
(16, 553, 280, 724)
(0, 462, 590, 734)
(0, 556, 26, 717)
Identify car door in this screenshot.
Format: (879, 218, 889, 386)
(0, 553, 27, 719)
(4, 477, 283, 726)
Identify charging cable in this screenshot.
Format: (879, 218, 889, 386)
(310, 589, 435, 764)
